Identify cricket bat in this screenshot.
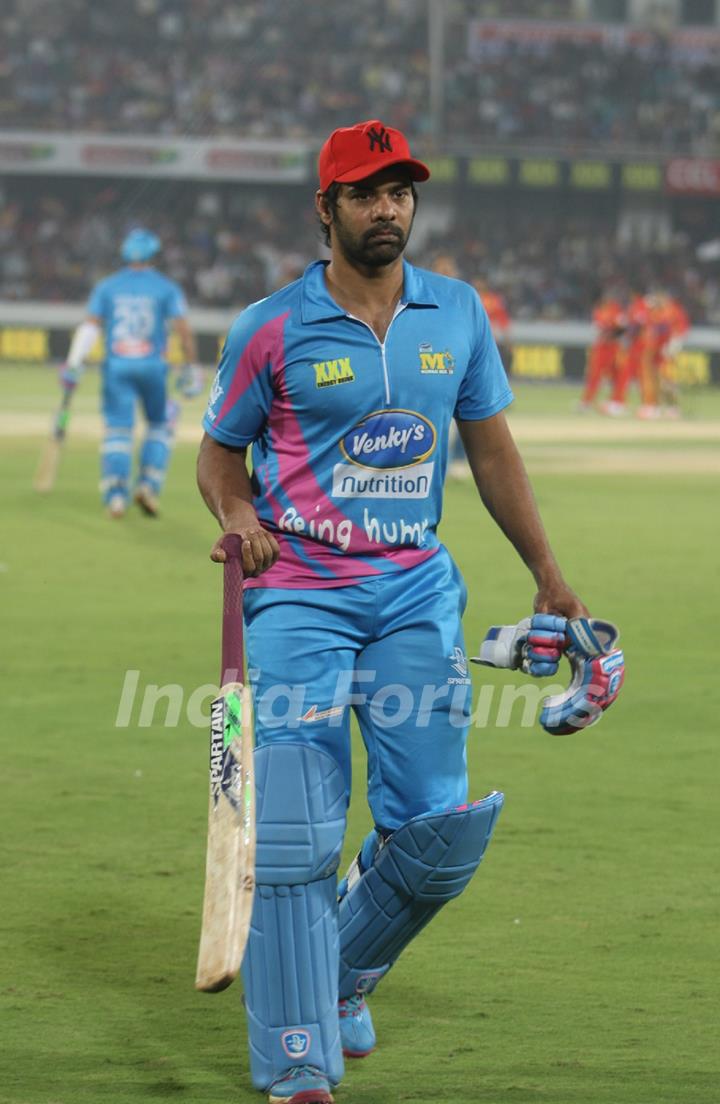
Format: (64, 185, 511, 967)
(195, 535, 256, 992)
(34, 385, 73, 493)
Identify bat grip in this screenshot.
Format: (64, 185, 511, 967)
(220, 534, 245, 686)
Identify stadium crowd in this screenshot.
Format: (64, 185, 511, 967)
(2, 0, 720, 153)
(420, 209, 719, 323)
(0, 183, 318, 309)
(2, 181, 719, 324)
(451, 29, 720, 154)
(4, 0, 719, 326)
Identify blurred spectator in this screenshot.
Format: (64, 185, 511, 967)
(429, 253, 461, 278)
(472, 274, 511, 349)
(0, 179, 322, 307)
(417, 210, 714, 322)
(2, 178, 719, 323)
(0, 0, 429, 139)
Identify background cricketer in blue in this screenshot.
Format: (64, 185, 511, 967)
(197, 120, 589, 1104)
(61, 227, 199, 517)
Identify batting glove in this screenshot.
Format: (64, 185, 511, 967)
(59, 363, 81, 390)
(165, 397, 182, 426)
(540, 618, 625, 735)
(472, 613, 567, 678)
(175, 364, 205, 399)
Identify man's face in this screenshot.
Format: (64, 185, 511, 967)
(320, 169, 416, 268)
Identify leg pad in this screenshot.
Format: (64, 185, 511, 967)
(241, 743, 347, 1090)
(338, 792, 503, 999)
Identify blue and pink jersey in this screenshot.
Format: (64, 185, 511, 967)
(203, 259, 512, 589)
(88, 267, 187, 369)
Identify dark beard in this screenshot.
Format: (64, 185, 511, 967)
(334, 220, 408, 268)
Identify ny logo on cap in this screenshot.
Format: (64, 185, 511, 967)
(367, 125, 392, 153)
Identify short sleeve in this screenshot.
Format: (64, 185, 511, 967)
(455, 290, 513, 421)
(166, 282, 187, 319)
(87, 282, 107, 319)
(202, 308, 278, 447)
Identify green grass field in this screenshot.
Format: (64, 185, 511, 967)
(1, 366, 719, 1104)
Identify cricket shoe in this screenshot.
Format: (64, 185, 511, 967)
(600, 400, 627, 417)
(339, 994, 376, 1058)
(134, 483, 160, 517)
(267, 1065, 334, 1104)
(107, 494, 127, 519)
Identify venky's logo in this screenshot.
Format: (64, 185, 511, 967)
(340, 409, 436, 470)
(313, 356, 355, 388)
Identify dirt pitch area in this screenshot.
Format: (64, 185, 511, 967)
(2, 409, 719, 473)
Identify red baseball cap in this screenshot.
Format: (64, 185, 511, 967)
(318, 119, 431, 192)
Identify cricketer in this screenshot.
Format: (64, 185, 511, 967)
(197, 119, 589, 1104)
(60, 227, 200, 517)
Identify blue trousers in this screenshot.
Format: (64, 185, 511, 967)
(100, 361, 170, 501)
(244, 547, 471, 832)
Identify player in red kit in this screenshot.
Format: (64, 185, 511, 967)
(473, 276, 511, 366)
(640, 291, 689, 418)
(579, 292, 627, 414)
(606, 290, 650, 416)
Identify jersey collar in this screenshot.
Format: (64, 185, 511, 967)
(300, 259, 439, 323)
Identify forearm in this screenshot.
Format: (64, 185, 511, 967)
(197, 433, 257, 530)
(197, 433, 280, 574)
(174, 317, 198, 364)
(467, 433, 560, 587)
(457, 414, 587, 619)
(67, 317, 101, 369)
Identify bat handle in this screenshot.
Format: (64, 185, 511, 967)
(220, 534, 245, 686)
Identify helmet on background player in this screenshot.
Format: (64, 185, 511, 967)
(121, 227, 161, 263)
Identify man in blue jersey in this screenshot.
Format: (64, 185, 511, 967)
(197, 120, 588, 1104)
(61, 227, 199, 517)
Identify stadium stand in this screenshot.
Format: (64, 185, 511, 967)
(3, 3, 720, 322)
(0, 178, 318, 307)
(450, 23, 720, 155)
(1, 1, 719, 153)
(0, 0, 428, 138)
(2, 176, 719, 322)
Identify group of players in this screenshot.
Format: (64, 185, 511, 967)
(580, 285, 690, 420)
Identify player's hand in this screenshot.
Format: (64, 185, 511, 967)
(521, 614, 567, 676)
(59, 363, 81, 390)
(176, 364, 205, 399)
(210, 523, 281, 577)
(534, 580, 588, 621)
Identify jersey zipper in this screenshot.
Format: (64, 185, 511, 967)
(347, 301, 408, 406)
